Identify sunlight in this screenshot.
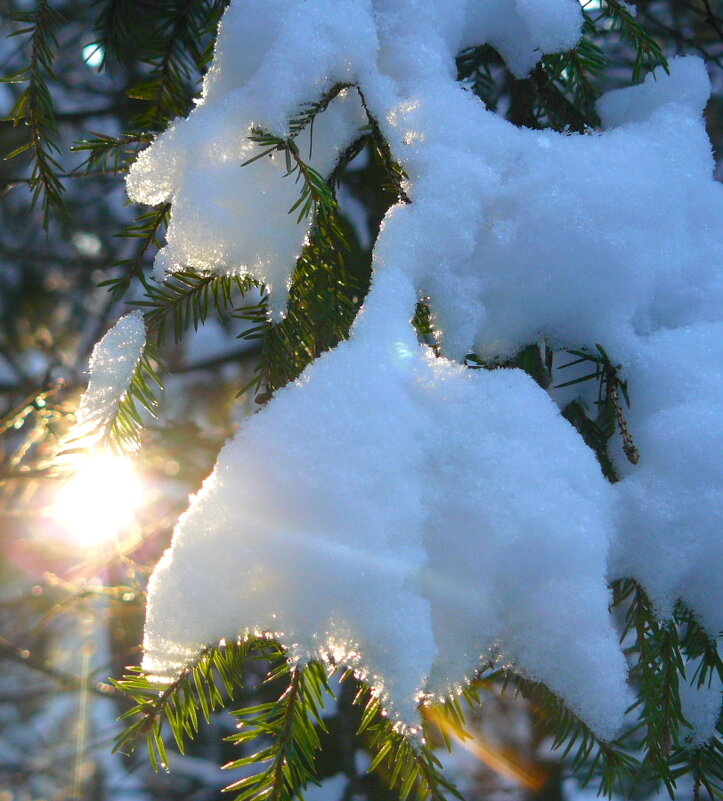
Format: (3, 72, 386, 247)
(425, 707, 547, 792)
(81, 43, 104, 69)
(53, 452, 142, 548)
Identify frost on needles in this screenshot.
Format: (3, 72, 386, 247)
(126, 0, 723, 741)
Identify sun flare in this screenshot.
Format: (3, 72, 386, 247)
(53, 452, 143, 548)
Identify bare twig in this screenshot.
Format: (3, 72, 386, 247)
(701, 0, 723, 43)
(0, 636, 117, 698)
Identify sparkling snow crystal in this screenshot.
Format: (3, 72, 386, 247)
(135, 0, 722, 736)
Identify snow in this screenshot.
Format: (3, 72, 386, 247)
(597, 55, 710, 128)
(74, 311, 146, 439)
(679, 658, 723, 749)
(461, 0, 583, 77)
(419, 349, 629, 737)
(144, 270, 629, 735)
(133, 0, 721, 740)
(378, 58, 721, 362)
(610, 323, 723, 634)
(128, 92, 365, 319)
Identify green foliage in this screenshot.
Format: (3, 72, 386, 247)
(224, 661, 332, 801)
(501, 672, 639, 798)
(243, 131, 340, 226)
(562, 396, 618, 482)
(71, 131, 153, 174)
(60, 340, 162, 456)
(93, 0, 229, 131)
(114, 640, 254, 762)
(78, 204, 173, 454)
(136, 270, 256, 345)
(281, 81, 356, 143)
(556, 344, 639, 468)
(600, 0, 669, 82)
(114, 641, 464, 801)
(98, 204, 172, 302)
(411, 301, 438, 353)
(114, 591, 720, 801)
(106, 345, 163, 453)
(613, 580, 723, 800)
(1, 1, 65, 224)
(234, 211, 365, 402)
(466, 343, 628, 480)
(98, 269, 259, 454)
(355, 688, 463, 801)
(457, 0, 667, 133)
(234, 131, 367, 402)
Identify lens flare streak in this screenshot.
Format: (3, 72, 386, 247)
(424, 706, 547, 792)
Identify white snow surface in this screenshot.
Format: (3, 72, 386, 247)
(678, 659, 723, 749)
(144, 269, 629, 736)
(126, 0, 582, 315)
(75, 311, 146, 437)
(610, 323, 723, 635)
(136, 0, 722, 739)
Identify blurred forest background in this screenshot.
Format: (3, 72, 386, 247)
(0, 1, 721, 799)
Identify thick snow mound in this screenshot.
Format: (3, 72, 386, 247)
(597, 55, 710, 128)
(135, 0, 722, 741)
(375, 57, 722, 362)
(127, 0, 584, 314)
(127, 93, 365, 318)
(144, 270, 628, 736)
(461, 0, 582, 77)
(610, 323, 723, 635)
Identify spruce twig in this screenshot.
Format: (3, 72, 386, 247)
(1, 0, 65, 224)
(556, 344, 639, 466)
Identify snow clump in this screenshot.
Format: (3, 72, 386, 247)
(131, 0, 722, 740)
(144, 269, 629, 736)
(74, 311, 146, 442)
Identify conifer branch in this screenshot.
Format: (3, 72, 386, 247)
(243, 130, 340, 225)
(502, 671, 639, 798)
(224, 661, 332, 801)
(98, 203, 171, 301)
(129, 0, 218, 130)
(235, 94, 369, 402)
(113, 640, 261, 761)
(70, 204, 171, 452)
(353, 687, 464, 801)
(1, 0, 65, 224)
(102, 268, 255, 451)
(234, 212, 363, 403)
(135, 270, 257, 346)
(93, 0, 132, 68)
(105, 345, 163, 453)
(701, 0, 723, 44)
(610, 579, 718, 797)
(354, 86, 411, 205)
(601, 0, 669, 81)
(84, 8, 720, 797)
(71, 131, 153, 174)
(556, 344, 639, 467)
